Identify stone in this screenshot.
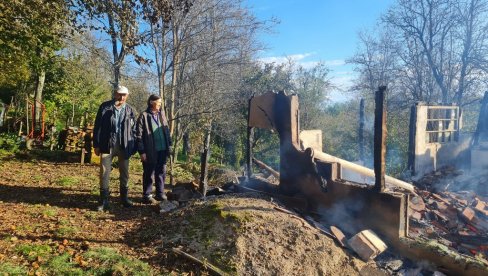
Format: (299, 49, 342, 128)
(159, 201, 178, 213)
(385, 259, 403, 271)
(348, 229, 387, 261)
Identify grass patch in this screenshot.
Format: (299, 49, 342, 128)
(182, 200, 249, 274)
(27, 205, 58, 218)
(55, 176, 79, 187)
(171, 164, 195, 183)
(84, 211, 100, 220)
(0, 262, 28, 275)
(15, 244, 53, 261)
(84, 247, 155, 275)
(211, 248, 238, 274)
(55, 220, 78, 238)
(41, 253, 84, 275)
(7, 246, 155, 275)
(42, 208, 58, 217)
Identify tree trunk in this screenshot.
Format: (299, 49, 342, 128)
(33, 69, 45, 130)
(199, 122, 212, 197)
(108, 9, 121, 91)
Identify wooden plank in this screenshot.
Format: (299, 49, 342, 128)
(330, 226, 347, 248)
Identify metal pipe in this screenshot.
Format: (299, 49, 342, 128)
(313, 151, 415, 193)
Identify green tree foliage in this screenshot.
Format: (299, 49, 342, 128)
(42, 32, 113, 128)
(0, 0, 68, 89)
(0, 0, 70, 133)
(294, 62, 332, 130)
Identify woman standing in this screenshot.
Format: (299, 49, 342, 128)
(136, 95, 172, 204)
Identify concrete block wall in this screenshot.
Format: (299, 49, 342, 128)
(412, 104, 472, 178)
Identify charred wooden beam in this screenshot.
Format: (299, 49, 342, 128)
(374, 86, 387, 193)
(473, 91, 488, 146)
(252, 157, 280, 178)
(408, 103, 418, 173)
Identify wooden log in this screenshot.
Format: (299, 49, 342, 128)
(252, 157, 280, 178)
(313, 151, 415, 193)
(171, 248, 227, 276)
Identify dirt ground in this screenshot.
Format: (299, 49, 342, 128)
(0, 150, 379, 275)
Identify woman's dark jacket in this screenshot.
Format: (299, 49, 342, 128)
(136, 109, 172, 164)
(93, 100, 137, 159)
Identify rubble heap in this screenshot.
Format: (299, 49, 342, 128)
(409, 166, 488, 263)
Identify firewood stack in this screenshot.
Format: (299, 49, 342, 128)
(63, 127, 84, 153)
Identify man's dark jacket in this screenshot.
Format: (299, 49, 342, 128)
(136, 109, 172, 164)
(93, 100, 137, 159)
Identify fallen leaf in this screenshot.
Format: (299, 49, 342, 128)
(75, 255, 86, 265)
(80, 260, 88, 267)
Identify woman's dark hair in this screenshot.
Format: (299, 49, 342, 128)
(147, 94, 161, 109)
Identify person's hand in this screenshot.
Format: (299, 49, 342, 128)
(140, 153, 147, 162)
(94, 147, 100, 156)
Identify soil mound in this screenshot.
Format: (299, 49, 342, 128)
(142, 193, 377, 275)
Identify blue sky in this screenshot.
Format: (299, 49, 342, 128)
(245, 0, 394, 101)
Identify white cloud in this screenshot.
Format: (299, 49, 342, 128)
(257, 52, 313, 65)
(257, 53, 345, 69)
(324, 59, 346, 67)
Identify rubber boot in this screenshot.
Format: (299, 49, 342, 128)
(120, 186, 134, 208)
(97, 189, 110, 212)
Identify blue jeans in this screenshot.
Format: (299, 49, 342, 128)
(142, 150, 168, 199)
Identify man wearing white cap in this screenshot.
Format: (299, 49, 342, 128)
(93, 85, 137, 211)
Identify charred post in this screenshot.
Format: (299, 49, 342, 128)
(407, 103, 418, 173)
(359, 98, 365, 162)
(473, 91, 488, 146)
(374, 86, 387, 193)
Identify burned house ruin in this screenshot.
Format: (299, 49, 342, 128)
(245, 89, 488, 275)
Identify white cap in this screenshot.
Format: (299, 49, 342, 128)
(116, 85, 129, 94)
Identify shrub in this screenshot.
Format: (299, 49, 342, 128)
(0, 133, 21, 153)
